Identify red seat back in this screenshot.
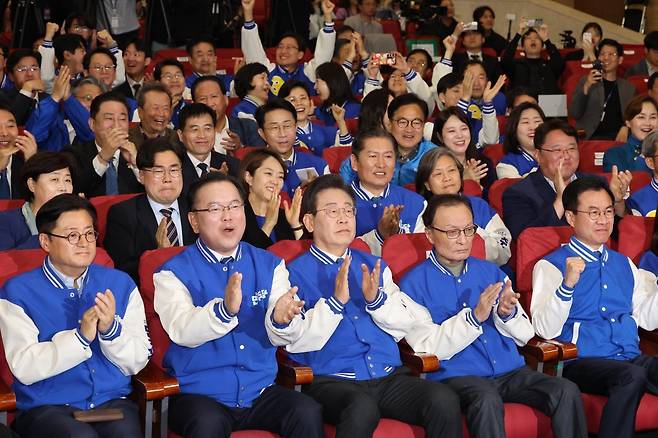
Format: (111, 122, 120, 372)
(381, 232, 486, 283)
(323, 146, 352, 174)
(267, 239, 370, 264)
(234, 146, 262, 160)
(618, 216, 654, 264)
(577, 141, 623, 173)
(0, 199, 22, 212)
(380, 20, 405, 54)
(597, 171, 652, 194)
(90, 194, 140, 247)
(627, 75, 648, 94)
(463, 180, 483, 197)
(496, 116, 507, 135)
(483, 143, 505, 168)
(345, 118, 359, 136)
(488, 178, 521, 218)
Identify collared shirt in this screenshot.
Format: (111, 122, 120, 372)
(93, 143, 121, 177)
(126, 76, 144, 98)
(147, 197, 183, 244)
(543, 172, 577, 193)
(46, 256, 89, 294)
(187, 151, 212, 177)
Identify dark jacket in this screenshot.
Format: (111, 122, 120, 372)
(0, 88, 44, 125)
(501, 33, 565, 95)
(181, 151, 240, 196)
(241, 201, 295, 249)
(228, 116, 266, 148)
(452, 52, 502, 83)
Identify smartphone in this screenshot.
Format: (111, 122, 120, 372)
(526, 18, 543, 27)
(583, 32, 592, 44)
(592, 59, 603, 72)
(372, 52, 396, 66)
(463, 21, 478, 32)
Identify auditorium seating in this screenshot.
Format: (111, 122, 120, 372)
(617, 215, 654, 264)
(322, 145, 352, 174)
(577, 140, 624, 173)
(482, 143, 504, 168)
(90, 193, 140, 247)
(0, 200, 22, 212)
(488, 178, 521, 218)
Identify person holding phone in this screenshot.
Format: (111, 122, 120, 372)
(571, 39, 636, 141)
(564, 22, 603, 62)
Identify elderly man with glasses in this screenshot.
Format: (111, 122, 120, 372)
(502, 119, 631, 240)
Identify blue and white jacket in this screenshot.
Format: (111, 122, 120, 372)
(281, 148, 330, 197)
(295, 121, 352, 156)
(496, 149, 538, 179)
(628, 177, 658, 217)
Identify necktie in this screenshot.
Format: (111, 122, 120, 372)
(284, 160, 293, 167)
(105, 157, 119, 195)
(0, 169, 10, 199)
(197, 162, 209, 177)
(160, 208, 180, 246)
(220, 256, 234, 264)
(132, 83, 141, 98)
(470, 54, 481, 61)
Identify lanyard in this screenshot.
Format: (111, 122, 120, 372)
(600, 81, 618, 122)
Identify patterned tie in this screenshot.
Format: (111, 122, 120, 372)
(0, 169, 10, 199)
(220, 256, 234, 264)
(105, 157, 119, 195)
(197, 162, 209, 177)
(160, 208, 180, 246)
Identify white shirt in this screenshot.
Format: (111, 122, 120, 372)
(187, 152, 212, 177)
(214, 116, 231, 154)
(147, 197, 183, 244)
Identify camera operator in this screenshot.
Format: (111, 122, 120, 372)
(415, 0, 457, 41)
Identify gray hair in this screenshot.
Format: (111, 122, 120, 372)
(73, 76, 107, 93)
(642, 131, 658, 157)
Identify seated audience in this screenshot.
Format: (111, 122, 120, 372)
(344, 0, 383, 36)
(571, 39, 636, 140)
(532, 176, 658, 438)
(0, 194, 151, 438)
(603, 95, 658, 172)
(638, 209, 658, 272)
(114, 38, 151, 100)
(498, 102, 546, 178)
(564, 22, 603, 62)
(239, 148, 303, 248)
(0, 49, 47, 125)
(256, 99, 329, 196)
(625, 31, 658, 78)
(0, 45, 14, 90)
(231, 62, 271, 121)
(39, 23, 86, 92)
(0, 105, 37, 200)
(286, 173, 462, 437)
(241, 0, 335, 97)
(416, 148, 511, 265)
(435, 72, 462, 111)
(279, 79, 352, 156)
(130, 82, 178, 149)
(503, 120, 630, 239)
(628, 131, 658, 216)
(153, 58, 188, 128)
(501, 21, 565, 95)
(65, 91, 143, 197)
(105, 138, 196, 283)
(153, 172, 324, 438)
(505, 86, 538, 114)
(314, 62, 361, 127)
(184, 37, 233, 94)
(452, 24, 502, 84)
(0, 151, 71, 250)
(474, 6, 507, 56)
(402, 193, 587, 438)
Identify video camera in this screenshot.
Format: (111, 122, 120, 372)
(399, 0, 448, 22)
(559, 30, 577, 49)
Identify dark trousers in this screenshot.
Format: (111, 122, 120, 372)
(444, 366, 586, 438)
(12, 398, 141, 438)
(169, 384, 323, 438)
(563, 354, 658, 438)
(302, 367, 461, 438)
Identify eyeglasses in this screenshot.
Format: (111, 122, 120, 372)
(313, 205, 357, 218)
(285, 95, 309, 104)
(277, 44, 299, 51)
(45, 230, 98, 245)
(191, 202, 244, 215)
(91, 65, 116, 72)
(161, 73, 184, 80)
(394, 118, 424, 129)
(574, 208, 615, 220)
(72, 25, 90, 32)
(15, 65, 40, 73)
(143, 167, 182, 180)
(76, 93, 96, 103)
(539, 146, 578, 155)
(265, 123, 296, 134)
(428, 224, 478, 239)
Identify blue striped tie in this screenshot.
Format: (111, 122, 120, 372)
(105, 157, 119, 195)
(160, 208, 180, 246)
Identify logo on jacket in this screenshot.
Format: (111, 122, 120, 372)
(399, 222, 411, 234)
(252, 289, 269, 306)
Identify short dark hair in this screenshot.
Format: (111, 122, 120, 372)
(234, 62, 269, 99)
(20, 152, 75, 202)
(0, 45, 8, 59)
(136, 81, 172, 108)
(351, 128, 395, 157)
(278, 33, 306, 53)
(301, 174, 355, 218)
(422, 194, 473, 228)
(562, 176, 614, 214)
(649, 72, 658, 92)
(436, 72, 462, 95)
(90, 91, 130, 120)
(187, 172, 247, 209)
(64, 12, 94, 33)
(473, 5, 495, 21)
(582, 22, 602, 38)
(136, 137, 184, 170)
(407, 49, 433, 70)
(123, 37, 150, 57)
(255, 98, 297, 129)
(415, 147, 464, 199)
(358, 88, 393, 134)
(153, 58, 185, 81)
(506, 86, 538, 109)
(333, 38, 352, 60)
(597, 38, 623, 57)
(624, 94, 658, 122)
(461, 59, 487, 78)
(387, 93, 428, 122)
(36, 194, 97, 235)
(336, 25, 355, 39)
(432, 107, 478, 160)
(178, 102, 217, 130)
(278, 79, 310, 99)
(7, 49, 41, 73)
(53, 34, 86, 65)
(191, 75, 227, 100)
(315, 62, 356, 109)
(83, 48, 117, 71)
(534, 119, 578, 150)
(645, 31, 658, 51)
(503, 102, 546, 154)
(238, 148, 288, 193)
(521, 29, 541, 47)
(186, 36, 215, 55)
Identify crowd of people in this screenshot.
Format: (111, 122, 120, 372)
(1, 0, 658, 438)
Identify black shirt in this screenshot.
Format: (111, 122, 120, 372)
(591, 79, 622, 140)
(483, 31, 508, 57)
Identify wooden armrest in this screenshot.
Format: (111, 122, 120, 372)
(541, 339, 578, 361)
(398, 340, 439, 375)
(276, 348, 313, 387)
(0, 378, 15, 412)
(518, 336, 559, 363)
(640, 328, 658, 356)
(132, 361, 180, 401)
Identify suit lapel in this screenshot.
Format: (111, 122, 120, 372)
(136, 194, 159, 243)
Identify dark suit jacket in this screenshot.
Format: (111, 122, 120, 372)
(181, 151, 240, 196)
(453, 52, 502, 83)
(113, 80, 138, 100)
(104, 193, 196, 283)
(228, 117, 265, 148)
(242, 201, 295, 249)
(63, 141, 144, 197)
(624, 60, 649, 78)
(7, 153, 25, 200)
(128, 125, 180, 150)
(0, 88, 41, 125)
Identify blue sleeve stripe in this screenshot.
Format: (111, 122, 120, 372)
(339, 134, 353, 144)
(99, 319, 121, 341)
(440, 58, 453, 67)
(361, 57, 371, 68)
(500, 306, 518, 322)
(323, 22, 335, 32)
(243, 21, 256, 30)
(482, 104, 495, 115)
(374, 229, 385, 245)
(75, 329, 91, 347)
(365, 78, 380, 86)
(326, 296, 345, 314)
(109, 47, 119, 54)
(466, 309, 482, 328)
(404, 70, 417, 81)
(42, 41, 53, 47)
(215, 301, 234, 323)
(365, 289, 387, 311)
(342, 61, 353, 69)
(457, 99, 469, 111)
(556, 284, 574, 301)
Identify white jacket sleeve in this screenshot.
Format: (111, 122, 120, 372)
(0, 299, 92, 385)
(98, 288, 152, 376)
(493, 300, 535, 346)
(241, 22, 276, 71)
(477, 103, 500, 147)
(631, 260, 658, 330)
(405, 70, 434, 114)
(38, 42, 56, 94)
(530, 259, 574, 339)
(478, 214, 512, 266)
(496, 162, 522, 179)
(303, 22, 336, 82)
(154, 270, 239, 347)
(111, 47, 125, 88)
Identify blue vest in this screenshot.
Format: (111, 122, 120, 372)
(498, 150, 538, 177)
(158, 240, 282, 408)
(543, 237, 640, 360)
(287, 246, 401, 380)
(627, 178, 658, 217)
(268, 64, 317, 98)
(400, 254, 526, 380)
(282, 149, 328, 197)
(1, 260, 137, 410)
(352, 181, 425, 239)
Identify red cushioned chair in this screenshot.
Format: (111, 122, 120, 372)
(617, 216, 654, 265)
(483, 143, 504, 168)
(488, 178, 521, 218)
(516, 226, 658, 435)
(322, 146, 352, 174)
(0, 199, 22, 212)
(234, 146, 261, 160)
(577, 140, 624, 173)
(89, 194, 140, 247)
(627, 75, 648, 94)
(496, 116, 507, 137)
(598, 170, 652, 194)
(380, 20, 405, 54)
(268, 238, 370, 263)
(345, 118, 359, 136)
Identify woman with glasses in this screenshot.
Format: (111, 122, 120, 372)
(314, 62, 361, 127)
(415, 147, 511, 265)
(0, 152, 74, 250)
(239, 149, 304, 249)
(497, 102, 546, 178)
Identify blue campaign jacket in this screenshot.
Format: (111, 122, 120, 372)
(498, 149, 538, 177)
(401, 254, 526, 380)
(25, 96, 72, 151)
(543, 237, 640, 360)
(627, 177, 658, 216)
(158, 240, 282, 408)
(314, 101, 361, 127)
(185, 72, 233, 96)
(295, 122, 351, 156)
(1, 260, 138, 410)
(282, 149, 328, 197)
(287, 245, 402, 380)
(0, 207, 38, 250)
(230, 96, 260, 120)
